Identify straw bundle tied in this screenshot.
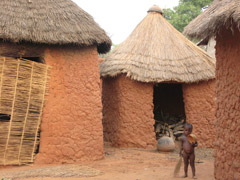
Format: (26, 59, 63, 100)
(174, 157, 182, 177)
(100, 5, 215, 83)
(0, 0, 111, 54)
(0, 57, 50, 165)
(184, 0, 240, 39)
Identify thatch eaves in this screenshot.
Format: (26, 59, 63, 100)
(184, 0, 240, 39)
(0, 0, 111, 54)
(100, 5, 215, 83)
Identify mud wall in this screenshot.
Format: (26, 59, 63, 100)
(35, 46, 104, 164)
(214, 28, 240, 180)
(182, 80, 216, 148)
(102, 75, 156, 148)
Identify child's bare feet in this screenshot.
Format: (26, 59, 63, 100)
(181, 175, 188, 178)
(192, 176, 197, 179)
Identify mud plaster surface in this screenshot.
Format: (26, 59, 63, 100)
(35, 46, 104, 164)
(183, 80, 216, 148)
(102, 75, 156, 148)
(214, 27, 240, 180)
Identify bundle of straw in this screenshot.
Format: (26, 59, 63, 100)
(174, 157, 182, 177)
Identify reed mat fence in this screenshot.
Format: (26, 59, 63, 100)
(0, 57, 50, 165)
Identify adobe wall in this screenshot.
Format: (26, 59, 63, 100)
(102, 75, 156, 148)
(182, 80, 216, 148)
(35, 46, 104, 164)
(214, 28, 240, 180)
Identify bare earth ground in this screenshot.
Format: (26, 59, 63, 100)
(0, 143, 214, 180)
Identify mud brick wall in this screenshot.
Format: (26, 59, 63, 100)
(35, 46, 104, 164)
(214, 27, 240, 180)
(182, 80, 216, 148)
(102, 75, 156, 148)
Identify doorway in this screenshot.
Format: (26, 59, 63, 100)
(153, 83, 186, 140)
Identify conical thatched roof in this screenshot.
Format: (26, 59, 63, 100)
(100, 5, 215, 83)
(0, 0, 111, 54)
(184, 0, 240, 39)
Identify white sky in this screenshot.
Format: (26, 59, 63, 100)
(72, 0, 179, 44)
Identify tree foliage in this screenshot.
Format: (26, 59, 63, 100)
(163, 0, 214, 32)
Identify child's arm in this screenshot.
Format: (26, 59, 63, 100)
(179, 136, 183, 156)
(193, 141, 198, 147)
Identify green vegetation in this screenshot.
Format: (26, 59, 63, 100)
(163, 0, 214, 32)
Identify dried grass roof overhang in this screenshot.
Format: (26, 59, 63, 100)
(100, 5, 215, 83)
(184, 0, 240, 39)
(0, 0, 112, 54)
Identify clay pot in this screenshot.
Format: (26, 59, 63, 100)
(157, 136, 175, 152)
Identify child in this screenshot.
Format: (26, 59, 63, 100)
(179, 123, 198, 179)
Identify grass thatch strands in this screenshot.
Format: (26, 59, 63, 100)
(174, 157, 182, 177)
(32, 65, 49, 163)
(100, 5, 215, 83)
(184, 0, 240, 39)
(18, 63, 34, 163)
(4, 59, 20, 165)
(0, 57, 50, 165)
(0, 0, 111, 54)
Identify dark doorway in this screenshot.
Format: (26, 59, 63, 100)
(21, 57, 45, 64)
(153, 83, 186, 140)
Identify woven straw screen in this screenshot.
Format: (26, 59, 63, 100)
(0, 57, 50, 165)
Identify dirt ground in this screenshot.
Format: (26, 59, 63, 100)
(0, 143, 214, 180)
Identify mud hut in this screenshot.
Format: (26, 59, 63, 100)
(100, 5, 216, 149)
(184, 0, 240, 179)
(197, 36, 216, 58)
(0, 0, 111, 165)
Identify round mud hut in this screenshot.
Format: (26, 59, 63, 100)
(0, 0, 111, 165)
(184, 0, 240, 179)
(100, 5, 216, 149)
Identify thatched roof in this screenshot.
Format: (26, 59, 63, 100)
(100, 5, 215, 83)
(184, 0, 240, 39)
(0, 0, 111, 54)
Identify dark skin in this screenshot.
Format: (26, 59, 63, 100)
(179, 124, 198, 179)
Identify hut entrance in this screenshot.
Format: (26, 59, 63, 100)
(21, 57, 45, 64)
(153, 83, 185, 140)
(0, 57, 49, 165)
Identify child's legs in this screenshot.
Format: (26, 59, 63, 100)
(190, 153, 196, 177)
(183, 152, 190, 176)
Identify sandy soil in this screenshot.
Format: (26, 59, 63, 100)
(0, 143, 214, 180)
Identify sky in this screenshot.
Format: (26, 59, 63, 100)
(72, 0, 179, 44)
